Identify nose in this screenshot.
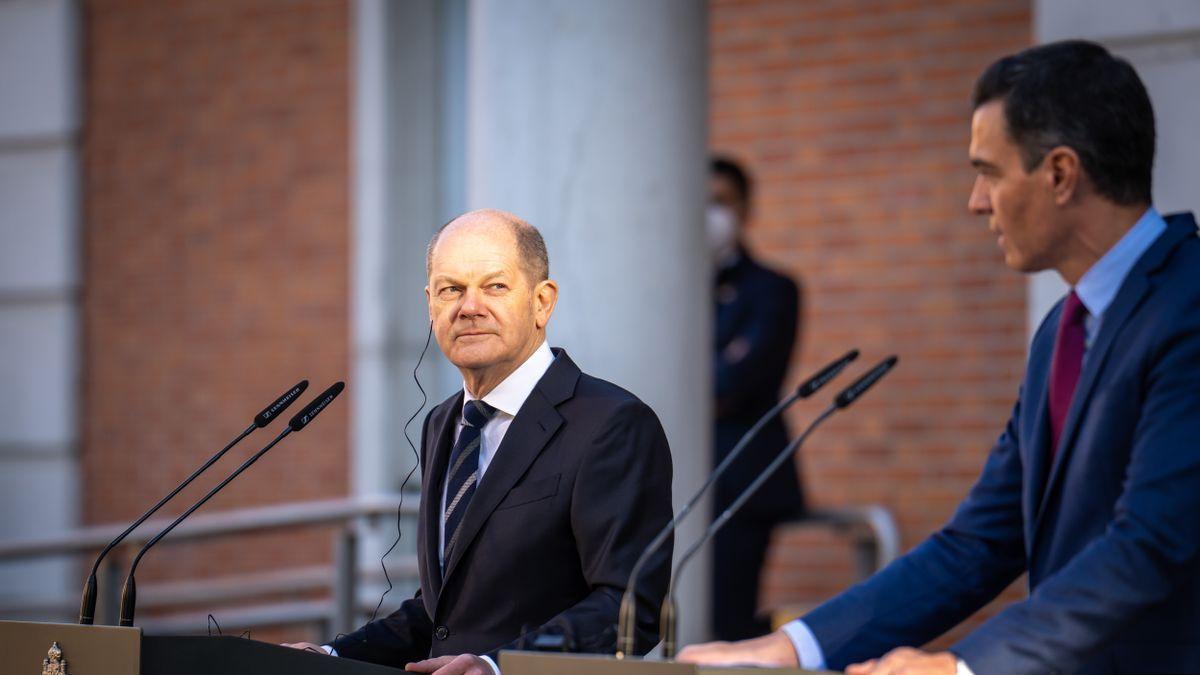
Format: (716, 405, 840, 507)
(458, 286, 485, 318)
(968, 175, 992, 215)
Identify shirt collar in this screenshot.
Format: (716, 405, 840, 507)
(462, 340, 555, 418)
(1073, 206, 1166, 318)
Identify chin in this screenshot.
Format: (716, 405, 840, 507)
(449, 346, 504, 371)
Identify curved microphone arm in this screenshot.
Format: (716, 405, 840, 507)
(659, 405, 838, 658)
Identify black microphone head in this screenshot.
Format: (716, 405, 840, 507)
(289, 381, 346, 432)
(835, 355, 898, 408)
(796, 349, 860, 398)
(254, 380, 309, 428)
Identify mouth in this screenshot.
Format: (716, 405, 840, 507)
(455, 331, 494, 340)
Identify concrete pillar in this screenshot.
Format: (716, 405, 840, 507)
(465, 0, 711, 645)
(0, 0, 81, 611)
(1028, 1, 1200, 339)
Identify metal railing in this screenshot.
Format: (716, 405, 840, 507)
(0, 494, 419, 637)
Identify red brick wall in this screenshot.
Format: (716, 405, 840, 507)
(709, 0, 1031, 646)
(81, 0, 350, 593)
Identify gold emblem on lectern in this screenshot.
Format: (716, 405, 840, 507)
(42, 641, 69, 675)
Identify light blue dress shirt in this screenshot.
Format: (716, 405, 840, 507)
(782, 207, 1167, 672)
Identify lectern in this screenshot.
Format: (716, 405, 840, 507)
(499, 651, 836, 674)
(0, 621, 403, 675)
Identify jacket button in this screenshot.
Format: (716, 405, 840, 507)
(435, 626, 449, 640)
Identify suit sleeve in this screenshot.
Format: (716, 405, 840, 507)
(329, 410, 437, 666)
(715, 275, 799, 418)
(330, 591, 433, 666)
(952, 306, 1200, 674)
(802, 392, 1029, 669)
(489, 399, 675, 657)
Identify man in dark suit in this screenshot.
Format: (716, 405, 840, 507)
(681, 41, 1200, 674)
(286, 209, 674, 674)
(708, 157, 805, 641)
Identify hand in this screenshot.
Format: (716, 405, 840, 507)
(281, 642, 329, 655)
(676, 630, 799, 667)
(406, 654, 494, 675)
(846, 648, 957, 675)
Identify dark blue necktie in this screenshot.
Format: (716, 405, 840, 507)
(444, 399, 495, 563)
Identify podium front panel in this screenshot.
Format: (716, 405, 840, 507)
(0, 620, 141, 675)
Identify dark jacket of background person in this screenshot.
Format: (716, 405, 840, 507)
(712, 247, 804, 640)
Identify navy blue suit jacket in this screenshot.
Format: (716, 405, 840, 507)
(803, 213, 1200, 674)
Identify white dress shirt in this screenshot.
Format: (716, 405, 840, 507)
(328, 341, 555, 675)
(782, 208, 1167, 675)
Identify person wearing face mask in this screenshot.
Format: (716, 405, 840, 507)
(708, 156, 805, 643)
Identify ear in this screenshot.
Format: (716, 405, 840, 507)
(1045, 146, 1081, 206)
(424, 285, 434, 323)
(533, 279, 559, 330)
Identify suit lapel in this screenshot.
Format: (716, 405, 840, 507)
(1032, 218, 1193, 535)
(1022, 326, 1055, 547)
(421, 393, 462, 604)
(438, 350, 578, 589)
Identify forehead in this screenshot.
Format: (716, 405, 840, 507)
(969, 100, 1013, 159)
(430, 221, 521, 277)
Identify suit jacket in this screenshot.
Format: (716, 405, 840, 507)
(802, 213, 1200, 674)
(714, 250, 804, 519)
(332, 349, 674, 666)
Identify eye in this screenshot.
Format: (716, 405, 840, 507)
(488, 283, 508, 291)
(438, 286, 462, 299)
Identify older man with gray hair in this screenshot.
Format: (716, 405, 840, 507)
(287, 209, 674, 674)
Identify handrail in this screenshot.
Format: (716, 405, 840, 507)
(0, 493, 418, 561)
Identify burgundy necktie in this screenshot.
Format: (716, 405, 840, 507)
(1048, 291, 1088, 456)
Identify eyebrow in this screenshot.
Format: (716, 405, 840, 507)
(431, 270, 509, 286)
(970, 157, 998, 170)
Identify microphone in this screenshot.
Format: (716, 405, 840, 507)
(660, 356, 898, 659)
(615, 350, 859, 658)
(117, 381, 345, 627)
(78, 380, 308, 625)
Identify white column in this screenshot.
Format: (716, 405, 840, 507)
(465, 0, 712, 644)
(0, 0, 81, 610)
(1029, 1, 1200, 341)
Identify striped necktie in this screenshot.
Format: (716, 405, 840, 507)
(444, 399, 495, 563)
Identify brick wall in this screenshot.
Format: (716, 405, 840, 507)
(709, 0, 1031, 646)
(81, 0, 350, 611)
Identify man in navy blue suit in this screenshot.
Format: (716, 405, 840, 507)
(709, 157, 805, 641)
(681, 40, 1200, 675)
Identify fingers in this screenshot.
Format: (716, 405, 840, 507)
(846, 658, 878, 674)
(847, 648, 955, 675)
(281, 642, 327, 655)
(676, 641, 734, 665)
(406, 656, 454, 673)
(406, 654, 490, 675)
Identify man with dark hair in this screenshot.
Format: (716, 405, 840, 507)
(681, 40, 1200, 675)
(707, 156, 804, 641)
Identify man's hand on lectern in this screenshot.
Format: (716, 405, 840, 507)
(676, 630, 800, 667)
(281, 642, 330, 655)
(406, 654, 493, 675)
(846, 647, 956, 675)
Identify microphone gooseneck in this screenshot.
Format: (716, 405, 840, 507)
(659, 356, 897, 658)
(117, 381, 343, 627)
(78, 380, 308, 624)
(615, 350, 859, 658)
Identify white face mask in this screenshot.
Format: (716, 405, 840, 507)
(706, 203, 739, 265)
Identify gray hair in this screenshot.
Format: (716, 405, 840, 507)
(426, 209, 550, 283)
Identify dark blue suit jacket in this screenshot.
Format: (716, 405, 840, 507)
(803, 213, 1200, 674)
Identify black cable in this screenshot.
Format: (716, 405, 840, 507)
(368, 322, 433, 623)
